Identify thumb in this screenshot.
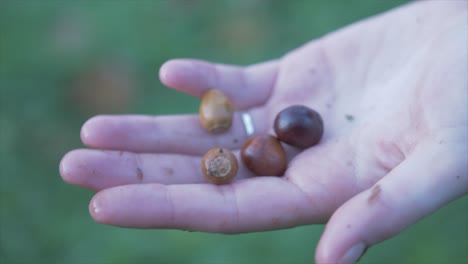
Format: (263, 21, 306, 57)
(315, 138, 468, 264)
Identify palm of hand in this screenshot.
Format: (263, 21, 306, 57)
(60, 2, 467, 263)
(267, 1, 467, 218)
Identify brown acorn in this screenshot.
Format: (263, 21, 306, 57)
(202, 148, 238, 185)
(199, 89, 234, 134)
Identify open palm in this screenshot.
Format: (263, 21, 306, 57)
(60, 2, 467, 263)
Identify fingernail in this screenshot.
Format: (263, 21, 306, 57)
(80, 123, 90, 141)
(159, 63, 169, 81)
(339, 243, 366, 264)
(91, 198, 101, 214)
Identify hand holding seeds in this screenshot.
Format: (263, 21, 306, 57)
(60, 2, 467, 263)
(199, 89, 324, 183)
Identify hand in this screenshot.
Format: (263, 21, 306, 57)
(60, 1, 467, 263)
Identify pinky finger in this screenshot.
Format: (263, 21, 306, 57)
(89, 177, 318, 234)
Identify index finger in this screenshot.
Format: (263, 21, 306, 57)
(159, 59, 278, 109)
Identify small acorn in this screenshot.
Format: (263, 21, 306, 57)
(274, 105, 323, 149)
(202, 148, 238, 185)
(241, 135, 287, 176)
(199, 89, 234, 134)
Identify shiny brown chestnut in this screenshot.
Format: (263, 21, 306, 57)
(274, 105, 323, 149)
(202, 148, 238, 185)
(199, 89, 234, 134)
(241, 135, 287, 176)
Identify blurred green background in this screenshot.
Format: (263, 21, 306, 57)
(1, 0, 467, 263)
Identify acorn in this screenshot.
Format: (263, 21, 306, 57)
(202, 148, 238, 185)
(199, 89, 234, 134)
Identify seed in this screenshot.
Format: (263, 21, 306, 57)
(199, 89, 234, 134)
(202, 148, 238, 185)
(274, 105, 323, 149)
(241, 135, 287, 176)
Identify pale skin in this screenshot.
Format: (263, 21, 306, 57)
(60, 1, 468, 264)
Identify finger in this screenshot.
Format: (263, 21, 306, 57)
(60, 149, 253, 190)
(81, 112, 267, 155)
(159, 59, 278, 109)
(316, 138, 468, 264)
(89, 177, 318, 233)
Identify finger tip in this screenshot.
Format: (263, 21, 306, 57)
(80, 115, 111, 146)
(158, 60, 171, 84)
(59, 153, 70, 181)
(59, 150, 80, 184)
(159, 59, 183, 87)
(60, 149, 99, 189)
(80, 116, 97, 145)
(339, 243, 366, 264)
(159, 59, 203, 96)
(315, 235, 364, 264)
(89, 192, 109, 224)
(314, 206, 359, 264)
(315, 189, 380, 264)
(315, 237, 334, 264)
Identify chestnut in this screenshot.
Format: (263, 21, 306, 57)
(241, 135, 287, 176)
(274, 105, 323, 149)
(202, 148, 238, 185)
(199, 89, 234, 134)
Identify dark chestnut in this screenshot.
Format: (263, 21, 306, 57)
(274, 105, 323, 149)
(241, 135, 287, 176)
